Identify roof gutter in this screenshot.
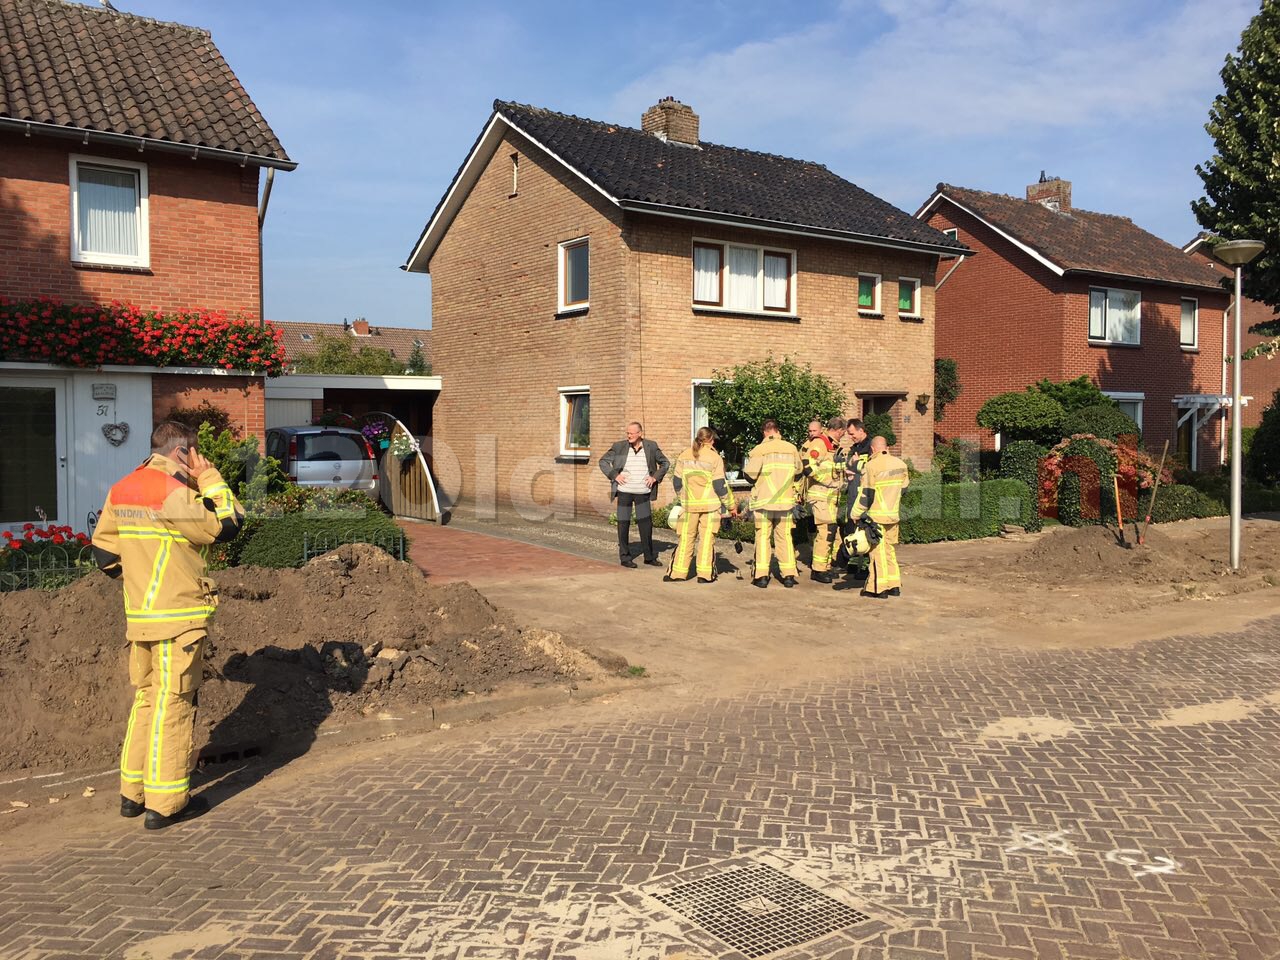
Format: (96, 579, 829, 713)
(1, 117, 298, 171)
(1064, 268, 1227, 295)
(618, 199, 971, 258)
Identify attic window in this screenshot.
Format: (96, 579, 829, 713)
(413, 338, 424, 348)
(510, 153, 519, 196)
(300, 333, 314, 342)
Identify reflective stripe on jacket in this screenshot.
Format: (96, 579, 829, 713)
(91, 454, 244, 642)
(802, 434, 843, 506)
(671, 446, 734, 514)
(743, 437, 803, 511)
(851, 451, 910, 525)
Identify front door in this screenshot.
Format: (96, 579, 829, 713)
(0, 379, 68, 530)
(1175, 413, 1195, 471)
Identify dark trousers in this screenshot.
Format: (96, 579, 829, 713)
(616, 492, 655, 561)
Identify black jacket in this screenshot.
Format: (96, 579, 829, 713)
(598, 438, 670, 501)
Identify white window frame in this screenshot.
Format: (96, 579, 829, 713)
(68, 154, 150, 268)
(1088, 286, 1142, 346)
(1102, 391, 1144, 431)
(943, 228, 959, 241)
(691, 379, 713, 436)
(690, 237, 798, 317)
(558, 385, 590, 458)
(558, 237, 590, 313)
(857, 272, 882, 315)
(509, 152, 519, 197)
(897, 277, 921, 318)
(1180, 297, 1199, 350)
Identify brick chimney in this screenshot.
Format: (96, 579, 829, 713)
(1026, 172, 1071, 212)
(642, 97, 700, 146)
(351, 318, 371, 336)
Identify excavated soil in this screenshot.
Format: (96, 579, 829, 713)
(0, 545, 619, 774)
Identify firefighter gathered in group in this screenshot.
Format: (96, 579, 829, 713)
(800, 417, 846, 584)
(91, 422, 244, 830)
(742, 419, 804, 589)
(664, 427, 739, 583)
(846, 435, 910, 598)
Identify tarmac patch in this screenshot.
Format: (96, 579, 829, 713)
(979, 716, 1079, 742)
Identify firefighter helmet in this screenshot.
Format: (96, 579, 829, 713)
(667, 503, 684, 528)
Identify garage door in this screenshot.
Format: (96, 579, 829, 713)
(266, 398, 313, 429)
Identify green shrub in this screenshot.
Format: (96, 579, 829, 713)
(1028, 376, 1113, 413)
(167, 400, 238, 437)
(1185, 472, 1280, 514)
(933, 438, 979, 483)
(705, 356, 846, 458)
(195, 422, 287, 500)
(1056, 437, 1116, 524)
(1149, 485, 1227, 523)
(1246, 388, 1280, 485)
(211, 487, 382, 568)
(862, 412, 897, 448)
(998, 440, 1047, 532)
(1060, 403, 1141, 443)
(236, 508, 401, 568)
(899, 478, 1030, 543)
(934, 357, 961, 421)
(977, 391, 1065, 445)
(1058, 472, 1084, 526)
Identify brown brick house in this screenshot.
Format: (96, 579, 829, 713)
(0, 0, 293, 532)
(404, 98, 967, 516)
(918, 179, 1231, 470)
(1183, 234, 1280, 432)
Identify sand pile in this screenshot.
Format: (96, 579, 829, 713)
(0, 545, 616, 773)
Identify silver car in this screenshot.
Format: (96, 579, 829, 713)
(265, 426, 379, 494)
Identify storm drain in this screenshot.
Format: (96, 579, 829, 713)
(650, 863, 871, 958)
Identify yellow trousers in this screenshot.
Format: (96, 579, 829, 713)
(867, 522, 901, 594)
(754, 511, 797, 578)
(809, 495, 839, 572)
(669, 510, 719, 580)
(121, 629, 206, 816)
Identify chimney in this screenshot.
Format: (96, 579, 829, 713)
(641, 97, 700, 146)
(351, 318, 370, 336)
(1026, 171, 1071, 212)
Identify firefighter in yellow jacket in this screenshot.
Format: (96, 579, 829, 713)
(801, 417, 846, 584)
(665, 427, 738, 583)
(848, 435, 909, 598)
(91, 421, 244, 829)
(743, 419, 804, 588)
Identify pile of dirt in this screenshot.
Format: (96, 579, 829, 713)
(0, 545, 619, 774)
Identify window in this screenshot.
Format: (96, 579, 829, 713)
(1103, 392, 1144, 431)
(510, 152, 519, 196)
(559, 388, 590, 456)
(691, 239, 796, 314)
(413, 338, 424, 348)
(1180, 298, 1198, 349)
(857, 273, 881, 313)
(300, 333, 314, 342)
(559, 238, 589, 311)
(897, 277, 921, 317)
(1088, 286, 1141, 345)
(692, 381, 713, 433)
(69, 156, 148, 268)
(943, 228, 959, 241)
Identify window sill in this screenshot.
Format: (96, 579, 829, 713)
(1088, 339, 1140, 349)
(556, 453, 590, 463)
(556, 307, 589, 319)
(72, 260, 152, 275)
(1181, 346, 1200, 353)
(898, 314, 925, 323)
(857, 310, 884, 319)
(693, 307, 799, 323)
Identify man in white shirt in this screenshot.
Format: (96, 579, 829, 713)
(598, 421, 670, 568)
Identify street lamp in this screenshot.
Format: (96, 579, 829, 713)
(1213, 238, 1265, 571)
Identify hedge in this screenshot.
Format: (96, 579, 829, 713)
(1060, 403, 1140, 443)
(998, 440, 1046, 532)
(236, 508, 402, 568)
(899, 478, 1031, 543)
(1148, 485, 1227, 523)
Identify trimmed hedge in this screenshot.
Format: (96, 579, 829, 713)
(862, 412, 897, 447)
(998, 440, 1047, 532)
(236, 508, 402, 568)
(900, 478, 1031, 543)
(1148, 485, 1227, 523)
(1060, 403, 1140, 442)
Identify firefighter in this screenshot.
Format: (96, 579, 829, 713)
(801, 416, 845, 583)
(837, 417, 873, 581)
(91, 421, 244, 830)
(664, 427, 738, 583)
(742, 419, 804, 588)
(848, 435, 909, 598)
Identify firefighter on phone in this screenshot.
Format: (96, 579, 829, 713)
(801, 417, 845, 583)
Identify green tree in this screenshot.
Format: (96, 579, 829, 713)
(405, 344, 431, 375)
(977, 391, 1065, 445)
(705, 356, 845, 466)
(1028, 376, 1114, 413)
(292, 334, 405, 375)
(1192, 0, 1280, 335)
(862, 412, 898, 448)
(934, 358, 961, 422)
(1247, 387, 1280, 485)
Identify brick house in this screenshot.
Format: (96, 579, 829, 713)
(918, 178, 1231, 470)
(0, 0, 293, 532)
(1183, 234, 1280, 432)
(404, 98, 967, 517)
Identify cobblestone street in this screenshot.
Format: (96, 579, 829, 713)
(3, 611, 1280, 959)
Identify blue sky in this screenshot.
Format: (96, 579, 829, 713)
(120, 0, 1258, 329)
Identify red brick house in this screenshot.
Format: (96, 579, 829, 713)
(0, 0, 293, 532)
(404, 98, 967, 517)
(918, 178, 1231, 470)
(1183, 234, 1280, 432)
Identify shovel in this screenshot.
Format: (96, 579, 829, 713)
(1139, 441, 1170, 546)
(1113, 474, 1128, 547)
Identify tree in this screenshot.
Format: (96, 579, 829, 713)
(405, 344, 431, 375)
(705, 356, 845, 466)
(1247, 387, 1280, 485)
(292, 334, 405, 375)
(1028, 376, 1114, 413)
(862, 412, 897, 448)
(976, 391, 1065, 445)
(1192, 0, 1280, 335)
(1060, 403, 1141, 443)
(933, 358, 961, 422)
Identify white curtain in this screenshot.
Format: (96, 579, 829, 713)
(78, 165, 139, 257)
(1089, 289, 1107, 339)
(726, 246, 758, 310)
(693, 246, 721, 303)
(763, 253, 789, 309)
(692, 385, 710, 431)
(1109, 290, 1140, 343)
(1181, 300, 1197, 345)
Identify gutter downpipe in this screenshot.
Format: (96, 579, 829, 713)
(935, 254, 969, 290)
(1221, 298, 1231, 467)
(254, 166, 275, 330)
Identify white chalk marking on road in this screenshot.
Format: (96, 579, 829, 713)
(1005, 829, 1074, 856)
(1106, 849, 1180, 877)
(0, 771, 64, 787)
(42, 769, 115, 790)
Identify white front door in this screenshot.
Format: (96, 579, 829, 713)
(0, 378, 69, 530)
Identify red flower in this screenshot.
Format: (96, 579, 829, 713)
(51, 534, 65, 545)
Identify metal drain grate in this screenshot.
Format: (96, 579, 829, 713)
(651, 863, 871, 958)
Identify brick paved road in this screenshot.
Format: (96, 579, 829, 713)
(4, 619, 1280, 959)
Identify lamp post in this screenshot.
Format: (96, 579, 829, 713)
(1212, 238, 1265, 571)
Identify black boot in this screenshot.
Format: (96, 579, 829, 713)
(781, 576, 798, 588)
(120, 796, 145, 819)
(752, 576, 769, 589)
(144, 795, 209, 831)
(811, 569, 832, 584)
